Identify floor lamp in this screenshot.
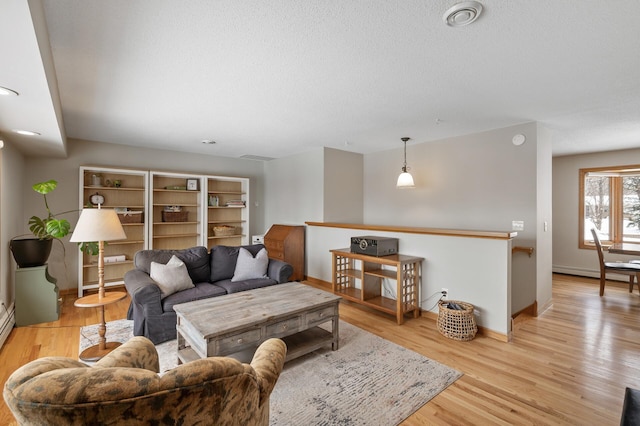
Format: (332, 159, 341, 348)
(70, 206, 127, 361)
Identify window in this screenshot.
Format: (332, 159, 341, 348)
(580, 165, 640, 248)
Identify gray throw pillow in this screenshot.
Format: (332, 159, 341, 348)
(150, 255, 195, 298)
(231, 247, 269, 282)
(210, 244, 265, 282)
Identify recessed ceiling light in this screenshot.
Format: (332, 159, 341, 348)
(201, 139, 216, 144)
(443, 1, 483, 27)
(13, 130, 40, 136)
(0, 86, 19, 96)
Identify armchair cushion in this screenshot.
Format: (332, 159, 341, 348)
(3, 336, 287, 426)
(215, 277, 278, 295)
(161, 282, 227, 312)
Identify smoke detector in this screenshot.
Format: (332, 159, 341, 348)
(443, 1, 483, 27)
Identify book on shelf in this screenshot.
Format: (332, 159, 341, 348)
(225, 199, 246, 207)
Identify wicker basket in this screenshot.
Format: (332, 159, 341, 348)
(117, 211, 143, 223)
(213, 225, 236, 236)
(437, 300, 477, 341)
(162, 211, 188, 222)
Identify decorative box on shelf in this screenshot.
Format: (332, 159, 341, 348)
(117, 211, 143, 223)
(162, 205, 188, 222)
(162, 211, 189, 222)
(213, 225, 236, 236)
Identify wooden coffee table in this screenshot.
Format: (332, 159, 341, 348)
(173, 282, 341, 364)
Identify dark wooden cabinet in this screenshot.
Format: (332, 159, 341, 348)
(264, 225, 305, 281)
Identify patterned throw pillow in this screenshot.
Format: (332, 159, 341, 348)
(150, 255, 195, 298)
(231, 247, 269, 282)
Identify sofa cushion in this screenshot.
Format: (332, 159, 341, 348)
(210, 244, 266, 282)
(231, 247, 268, 282)
(134, 246, 210, 283)
(162, 282, 228, 312)
(215, 277, 278, 294)
(150, 255, 195, 298)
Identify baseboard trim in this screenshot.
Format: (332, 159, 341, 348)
(553, 265, 636, 282)
(304, 276, 332, 289)
(537, 298, 553, 316)
(512, 301, 537, 319)
(553, 265, 599, 278)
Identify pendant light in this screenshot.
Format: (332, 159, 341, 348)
(397, 137, 415, 188)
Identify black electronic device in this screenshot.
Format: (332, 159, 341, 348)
(350, 236, 398, 257)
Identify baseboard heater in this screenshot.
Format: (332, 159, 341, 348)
(0, 302, 16, 350)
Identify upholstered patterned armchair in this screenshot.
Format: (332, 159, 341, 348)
(3, 336, 286, 425)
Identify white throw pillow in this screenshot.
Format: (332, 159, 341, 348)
(231, 247, 269, 282)
(150, 255, 194, 298)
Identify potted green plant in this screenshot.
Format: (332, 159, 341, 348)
(10, 179, 97, 268)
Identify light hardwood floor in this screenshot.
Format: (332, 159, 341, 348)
(1, 274, 638, 425)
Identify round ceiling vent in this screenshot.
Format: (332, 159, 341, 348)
(443, 1, 483, 27)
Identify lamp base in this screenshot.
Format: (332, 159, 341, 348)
(79, 341, 123, 362)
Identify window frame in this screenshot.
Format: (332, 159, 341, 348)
(579, 164, 640, 249)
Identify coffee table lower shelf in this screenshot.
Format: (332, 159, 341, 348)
(177, 326, 334, 364)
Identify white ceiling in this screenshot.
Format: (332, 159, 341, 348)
(1, 0, 640, 159)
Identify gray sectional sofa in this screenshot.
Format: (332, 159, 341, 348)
(124, 244, 294, 344)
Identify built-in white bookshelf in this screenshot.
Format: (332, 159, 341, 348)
(78, 166, 149, 297)
(77, 167, 251, 296)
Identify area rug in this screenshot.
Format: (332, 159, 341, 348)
(81, 320, 461, 425)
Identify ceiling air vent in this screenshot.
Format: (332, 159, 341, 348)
(443, 1, 483, 27)
(240, 154, 275, 162)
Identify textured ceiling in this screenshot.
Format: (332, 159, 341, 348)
(1, 0, 640, 159)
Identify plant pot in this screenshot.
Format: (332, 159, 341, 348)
(10, 237, 53, 268)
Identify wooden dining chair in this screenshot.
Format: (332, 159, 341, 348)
(591, 228, 640, 296)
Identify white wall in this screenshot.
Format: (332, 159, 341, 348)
(263, 146, 364, 231)
(536, 124, 553, 311)
(262, 123, 550, 318)
(363, 123, 542, 314)
(553, 148, 640, 277)
(1, 142, 26, 311)
(23, 138, 265, 291)
(323, 148, 363, 223)
(263, 147, 324, 232)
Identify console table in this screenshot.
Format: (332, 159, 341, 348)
(330, 248, 423, 324)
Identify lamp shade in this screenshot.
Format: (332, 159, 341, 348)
(397, 172, 415, 188)
(70, 208, 126, 242)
